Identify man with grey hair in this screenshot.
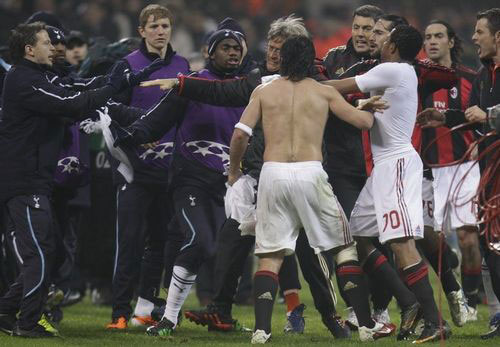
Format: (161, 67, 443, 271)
(264, 14, 310, 73)
(140, 14, 366, 339)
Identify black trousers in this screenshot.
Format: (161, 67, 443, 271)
(195, 256, 216, 301)
(0, 195, 56, 330)
(213, 218, 336, 318)
(0, 208, 19, 296)
(51, 188, 82, 294)
(173, 185, 226, 273)
(111, 182, 178, 319)
(78, 175, 115, 291)
(327, 172, 366, 219)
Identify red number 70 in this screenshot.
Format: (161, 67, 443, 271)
(383, 210, 401, 232)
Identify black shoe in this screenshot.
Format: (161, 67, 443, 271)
(481, 325, 500, 339)
(0, 313, 16, 335)
(148, 298, 167, 324)
(45, 305, 64, 324)
(321, 314, 351, 339)
(151, 297, 166, 307)
(397, 302, 421, 340)
(150, 305, 182, 327)
(46, 285, 64, 309)
(61, 290, 82, 307)
(12, 323, 58, 338)
(151, 304, 165, 323)
(413, 320, 452, 344)
(146, 317, 175, 337)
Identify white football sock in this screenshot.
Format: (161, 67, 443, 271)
(163, 266, 197, 327)
(482, 259, 500, 320)
(134, 296, 154, 316)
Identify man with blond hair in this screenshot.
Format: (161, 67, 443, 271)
(106, 3, 190, 330)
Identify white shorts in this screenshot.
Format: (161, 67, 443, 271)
(431, 161, 479, 231)
(350, 152, 424, 244)
(255, 161, 350, 256)
(224, 174, 258, 236)
(422, 177, 434, 228)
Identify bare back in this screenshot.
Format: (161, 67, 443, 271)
(259, 77, 332, 162)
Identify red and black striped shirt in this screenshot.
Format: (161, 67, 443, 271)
(421, 64, 477, 165)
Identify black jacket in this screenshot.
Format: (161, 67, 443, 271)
(322, 38, 370, 79)
(444, 59, 499, 169)
(445, 60, 499, 129)
(322, 39, 373, 179)
(0, 59, 116, 202)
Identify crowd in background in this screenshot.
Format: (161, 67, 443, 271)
(0, 0, 498, 342)
(1, 0, 500, 68)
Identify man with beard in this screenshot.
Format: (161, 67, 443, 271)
(326, 25, 452, 343)
(341, 14, 469, 330)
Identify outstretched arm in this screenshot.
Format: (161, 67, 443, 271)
(47, 72, 109, 91)
(328, 86, 374, 130)
(113, 91, 188, 146)
(228, 86, 262, 185)
(322, 77, 361, 95)
(141, 68, 262, 107)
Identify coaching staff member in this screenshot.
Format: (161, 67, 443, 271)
(0, 22, 152, 337)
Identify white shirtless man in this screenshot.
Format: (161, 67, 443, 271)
(228, 35, 392, 344)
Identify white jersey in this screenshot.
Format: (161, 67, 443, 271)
(355, 62, 418, 163)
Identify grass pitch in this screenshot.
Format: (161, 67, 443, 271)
(0, 272, 498, 346)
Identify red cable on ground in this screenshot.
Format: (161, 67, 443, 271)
(421, 121, 499, 344)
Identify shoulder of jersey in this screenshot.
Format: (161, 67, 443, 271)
(178, 55, 190, 66)
(323, 45, 347, 59)
(456, 64, 478, 81)
(188, 70, 202, 78)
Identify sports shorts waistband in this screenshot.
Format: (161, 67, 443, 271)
(262, 161, 323, 169)
(373, 148, 418, 165)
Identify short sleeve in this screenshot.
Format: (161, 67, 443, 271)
(355, 63, 402, 92)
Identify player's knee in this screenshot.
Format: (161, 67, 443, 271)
(457, 230, 478, 249)
(335, 244, 359, 265)
(192, 243, 215, 264)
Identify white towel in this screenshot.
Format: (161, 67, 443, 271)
(224, 174, 258, 236)
(98, 106, 134, 183)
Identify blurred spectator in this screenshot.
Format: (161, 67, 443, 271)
(2, 0, 499, 69)
(76, 0, 119, 41)
(310, 4, 351, 58)
(66, 31, 89, 66)
(25, 10, 67, 32)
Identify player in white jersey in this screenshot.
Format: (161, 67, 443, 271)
(326, 25, 451, 343)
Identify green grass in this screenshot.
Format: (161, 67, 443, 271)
(0, 271, 498, 346)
